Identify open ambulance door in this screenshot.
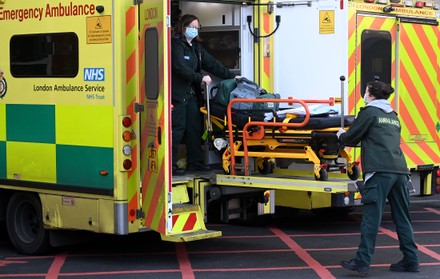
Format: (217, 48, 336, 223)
(138, 0, 171, 236)
(352, 11, 440, 194)
(137, 0, 221, 241)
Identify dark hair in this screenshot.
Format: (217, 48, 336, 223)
(174, 14, 201, 42)
(366, 81, 394, 100)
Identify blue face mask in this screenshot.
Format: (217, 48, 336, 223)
(185, 27, 198, 40)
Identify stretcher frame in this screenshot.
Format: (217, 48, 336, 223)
(202, 97, 360, 181)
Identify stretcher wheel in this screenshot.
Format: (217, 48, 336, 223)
(347, 165, 360, 180)
(257, 159, 274, 175)
(314, 168, 328, 181)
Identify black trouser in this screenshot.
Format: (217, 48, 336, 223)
(355, 172, 419, 268)
(172, 96, 204, 166)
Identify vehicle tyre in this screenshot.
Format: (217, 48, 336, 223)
(6, 192, 51, 255)
(314, 168, 328, 181)
(347, 165, 360, 180)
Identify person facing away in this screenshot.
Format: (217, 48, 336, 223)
(171, 14, 239, 176)
(337, 80, 419, 276)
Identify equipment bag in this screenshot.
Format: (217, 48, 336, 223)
(255, 93, 281, 111)
(211, 77, 280, 111)
(230, 78, 280, 111)
(211, 79, 237, 107)
(229, 77, 260, 110)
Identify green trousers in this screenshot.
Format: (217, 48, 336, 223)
(355, 172, 419, 267)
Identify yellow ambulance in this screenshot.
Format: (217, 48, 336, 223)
(0, 0, 438, 255)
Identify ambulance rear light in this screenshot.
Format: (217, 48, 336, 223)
(433, 4, 439, 9)
(120, 115, 133, 171)
(122, 116, 132, 128)
(376, 0, 387, 4)
(123, 145, 132, 156)
(123, 131, 132, 141)
(404, 1, 413, 6)
(415, 1, 424, 8)
(123, 159, 132, 170)
(129, 209, 136, 217)
(363, 0, 375, 3)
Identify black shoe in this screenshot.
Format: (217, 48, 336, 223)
(390, 260, 419, 272)
(340, 259, 369, 276)
(186, 162, 211, 172)
(172, 166, 186, 176)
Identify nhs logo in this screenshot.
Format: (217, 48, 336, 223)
(84, 68, 105, 81)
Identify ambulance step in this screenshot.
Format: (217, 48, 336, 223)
(161, 203, 221, 242)
(161, 229, 222, 242)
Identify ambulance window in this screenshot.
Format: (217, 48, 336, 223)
(360, 30, 392, 96)
(10, 33, 79, 77)
(145, 28, 159, 100)
(198, 28, 240, 71)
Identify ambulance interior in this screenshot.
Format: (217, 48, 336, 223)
(172, 1, 247, 77)
(172, 1, 358, 180)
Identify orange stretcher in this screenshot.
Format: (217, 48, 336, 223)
(201, 96, 360, 181)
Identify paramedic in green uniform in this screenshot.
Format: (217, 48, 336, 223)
(171, 14, 238, 175)
(337, 80, 419, 276)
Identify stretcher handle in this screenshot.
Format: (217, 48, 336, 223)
(340, 75, 345, 129)
(203, 82, 212, 132)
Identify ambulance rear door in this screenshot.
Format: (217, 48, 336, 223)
(138, 0, 172, 234)
(352, 10, 440, 168)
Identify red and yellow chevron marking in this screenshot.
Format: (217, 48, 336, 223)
(348, 6, 440, 169)
(348, 13, 396, 165)
(348, 14, 396, 116)
(397, 22, 440, 167)
(347, 9, 358, 114)
(172, 212, 202, 233)
(125, 5, 139, 222)
(138, 1, 168, 235)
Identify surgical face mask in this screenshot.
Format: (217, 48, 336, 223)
(185, 27, 198, 40)
(364, 93, 370, 105)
